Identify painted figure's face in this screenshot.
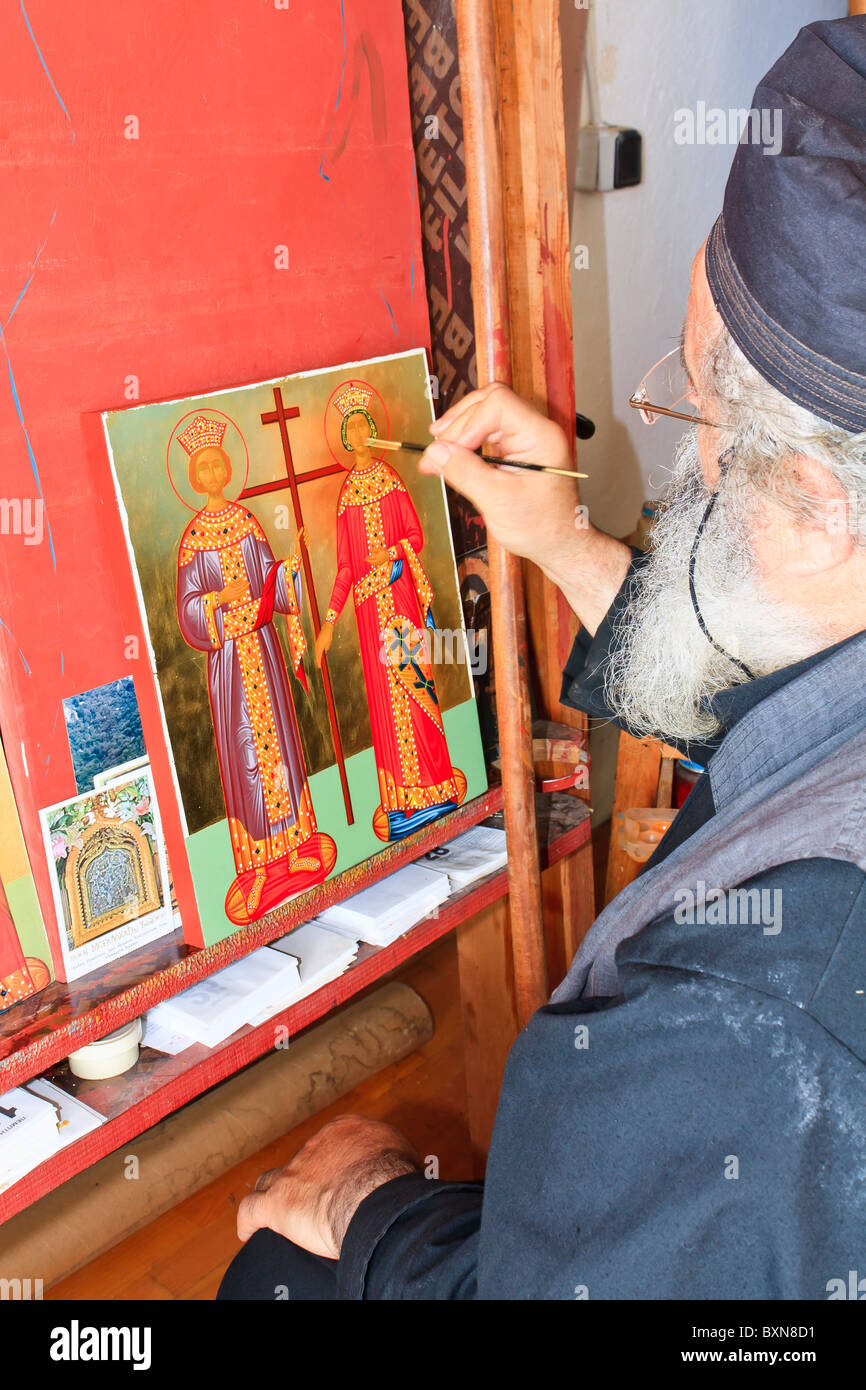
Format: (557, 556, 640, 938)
(345, 412, 371, 457)
(194, 447, 229, 497)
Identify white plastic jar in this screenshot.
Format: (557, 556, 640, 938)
(68, 1019, 143, 1080)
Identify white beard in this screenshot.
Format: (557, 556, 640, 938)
(603, 431, 831, 746)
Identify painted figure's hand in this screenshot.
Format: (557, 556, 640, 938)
(366, 546, 390, 567)
(236, 1114, 422, 1259)
(218, 577, 247, 607)
(315, 624, 333, 667)
(417, 382, 579, 571)
(297, 525, 309, 550)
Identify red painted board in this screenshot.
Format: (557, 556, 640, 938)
(0, 2, 430, 963)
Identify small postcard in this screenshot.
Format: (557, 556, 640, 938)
(39, 771, 173, 982)
(95, 758, 180, 925)
(62, 676, 146, 795)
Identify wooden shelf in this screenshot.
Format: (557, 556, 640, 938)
(0, 793, 589, 1224)
(0, 787, 504, 1089)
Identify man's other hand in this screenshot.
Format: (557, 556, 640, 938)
(236, 1114, 423, 1259)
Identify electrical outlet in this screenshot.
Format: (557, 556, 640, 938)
(575, 124, 642, 192)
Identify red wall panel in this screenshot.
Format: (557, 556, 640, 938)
(0, 1, 428, 951)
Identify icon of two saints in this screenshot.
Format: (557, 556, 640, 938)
(175, 385, 466, 926)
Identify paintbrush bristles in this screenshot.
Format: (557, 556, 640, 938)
(368, 437, 402, 450)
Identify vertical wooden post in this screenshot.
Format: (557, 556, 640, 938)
(493, 0, 594, 983)
(494, 0, 586, 733)
(456, 898, 519, 1166)
(456, 0, 548, 1022)
(603, 734, 663, 904)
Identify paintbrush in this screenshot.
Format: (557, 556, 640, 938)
(366, 437, 587, 479)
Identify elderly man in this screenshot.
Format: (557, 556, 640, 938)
(218, 17, 866, 1300)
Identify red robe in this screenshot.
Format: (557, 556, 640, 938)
(326, 458, 459, 829)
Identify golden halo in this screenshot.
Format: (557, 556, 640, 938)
(165, 409, 250, 511)
(323, 378, 390, 470)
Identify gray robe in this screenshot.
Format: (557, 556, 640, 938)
(331, 561, 866, 1300)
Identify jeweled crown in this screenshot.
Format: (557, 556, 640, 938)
(333, 384, 372, 418)
(177, 415, 227, 456)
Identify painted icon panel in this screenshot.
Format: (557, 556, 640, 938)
(102, 349, 486, 942)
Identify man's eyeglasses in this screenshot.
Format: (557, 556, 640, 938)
(629, 347, 731, 430)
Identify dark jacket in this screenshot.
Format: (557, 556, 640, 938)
(336, 557, 866, 1300)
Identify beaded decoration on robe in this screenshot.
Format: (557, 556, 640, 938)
(334, 459, 457, 811)
(336, 458, 406, 515)
(178, 502, 267, 565)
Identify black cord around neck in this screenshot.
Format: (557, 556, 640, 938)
(687, 447, 757, 682)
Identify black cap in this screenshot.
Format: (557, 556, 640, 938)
(705, 17, 866, 433)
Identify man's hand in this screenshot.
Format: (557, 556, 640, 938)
(366, 545, 390, 567)
(419, 382, 631, 636)
(314, 623, 333, 667)
(297, 525, 309, 550)
(236, 1114, 423, 1259)
(418, 382, 578, 569)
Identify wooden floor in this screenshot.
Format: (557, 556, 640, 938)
(47, 934, 474, 1301)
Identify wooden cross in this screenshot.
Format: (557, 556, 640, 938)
(241, 386, 354, 824)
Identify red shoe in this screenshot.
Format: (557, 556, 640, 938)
(371, 770, 468, 843)
(224, 834, 338, 925)
(285, 832, 338, 892)
(372, 804, 390, 842)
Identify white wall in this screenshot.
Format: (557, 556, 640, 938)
(566, 0, 846, 537)
(561, 0, 846, 823)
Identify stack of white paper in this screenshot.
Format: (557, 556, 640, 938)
(419, 825, 508, 889)
(247, 921, 361, 1025)
(145, 947, 301, 1049)
(140, 1006, 201, 1056)
(316, 863, 451, 945)
(0, 1086, 59, 1190)
(0, 1080, 104, 1192)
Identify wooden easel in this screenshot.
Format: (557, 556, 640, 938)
(453, 0, 595, 1163)
(604, 734, 684, 904)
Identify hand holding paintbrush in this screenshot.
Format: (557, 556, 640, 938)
(399, 382, 589, 573)
(370, 436, 586, 480)
(401, 381, 628, 638)
(368, 383, 586, 480)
